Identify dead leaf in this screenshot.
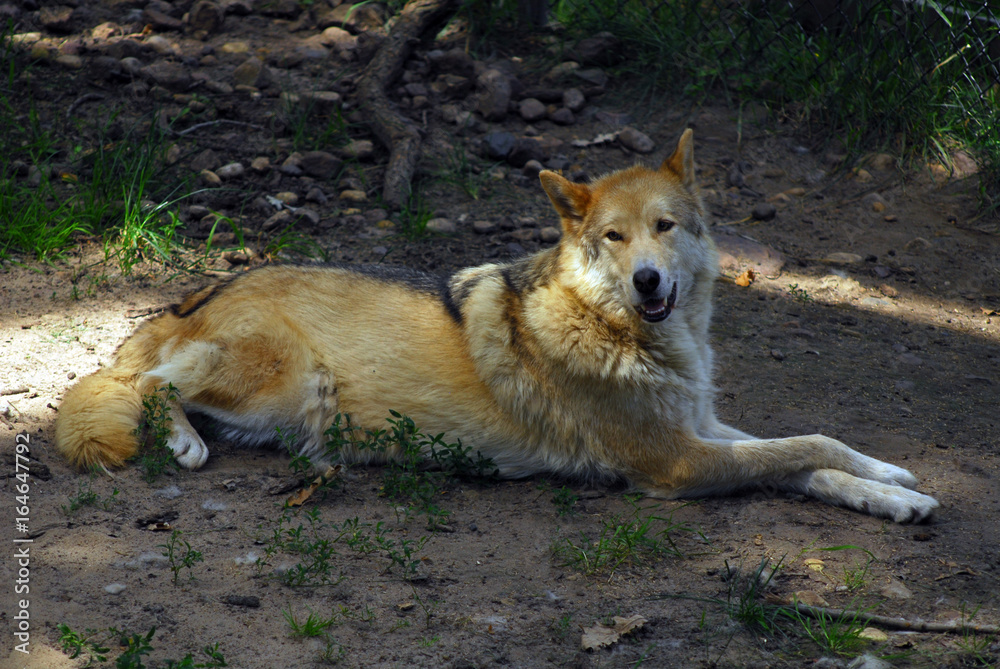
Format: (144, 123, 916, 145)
(859, 627, 889, 642)
(803, 558, 825, 573)
(735, 268, 756, 287)
(285, 464, 342, 507)
(790, 590, 829, 607)
(581, 615, 647, 651)
(146, 522, 172, 532)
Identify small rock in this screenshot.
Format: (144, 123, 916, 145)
(574, 68, 609, 88)
(299, 151, 342, 178)
(232, 57, 274, 89)
(562, 87, 586, 112)
(823, 252, 863, 264)
(539, 226, 561, 243)
(141, 60, 191, 90)
(55, 54, 83, 69)
(143, 6, 183, 31)
(425, 218, 456, 234)
(339, 140, 374, 161)
(846, 653, 893, 669)
(519, 98, 546, 122)
(39, 5, 74, 32)
(339, 189, 366, 202)
(879, 283, 898, 298)
(852, 167, 873, 182)
(188, 0, 224, 34)
(482, 132, 516, 160)
(104, 583, 127, 595)
(145, 35, 176, 55)
(190, 149, 220, 172)
(521, 159, 544, 179)
(220, 41, 250, 55)
(262, 210, 293, 231)
(751, 202, 777, 221)
(868, 153, 895, 171)
(862, 192, 887, 212)
(222, 250, 250, 265)
(549, 107, 575, 125)
(305, 187, 327, 204)
(216, 162, 244, 180)
(222, 595, 260, 608)
(476, 68, 512, 121)
(473, 220, 497, 234)
(570, 31, 621, 66)
(199, 169, 221, 186)
(275, 191, 298, 206)
(250, 156, 270, 173)
(770, 349, 786, 361)
(510, 228, 537, 241)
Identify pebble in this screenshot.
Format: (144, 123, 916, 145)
(563, 87, 586, 112)
(473, 220, 497, 234)
(549, 107, 575, 125)
(425, 218, 456, 234)
(275, 191, 298, 206)
(339, 139, 374, 161)
(104, 583, 127, 595)
(200, 169, 221, 186)
(751, 202, 777, 221)
(220, 41, 250, 54)
(216, 162, 245, 180)
(482, 131, 516, 160)
(339, 190, 366, 202)
(519, 98, 546, 122)
(250, 156, 270, 172)
(521, 159, 544, 178)
(55, 54, 83, 69)
(769, 349, 786, 361)
(299, 150, 342, 178)
(617, 126, 655, 153)
(846, 654, 893, 669)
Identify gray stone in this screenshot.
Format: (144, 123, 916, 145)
(482, 132, 516, 160)
(425, 218, 456, 234)
(190, 149, 221, 172)
(473, 220, 497, 234)
(846, 654, 893, 669)
(216, 162, 245, 180)
(430, 47, 475, 78)
(518, 98, 546, 122)
(188, 0, 223, 32)
(339, 140, 374, 161)
(751, 202, 777, 221)
(563, 87, 586, 112)
(140, 60, 192, 90)
(549, 108, 575, 125)
(299, 151, 342, 178)
(617, 126, 654, 153)
(476, 68, 512, 122)
(570, 31, 621, 66)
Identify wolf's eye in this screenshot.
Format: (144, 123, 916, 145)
(606, 230, 623, 241)
(657, 219, 676, 232)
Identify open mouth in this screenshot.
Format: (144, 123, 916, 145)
(637, 282, 677, 323)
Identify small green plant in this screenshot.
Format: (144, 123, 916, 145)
(788, 603, 868, 655)
(396, 188, 434, 239)
(62, 474, 120, 515)
(787, 283, 814, 303)
(318, 637, 346, 665)
(283, 607, 341, 638)
(57, 623, 111, 666)
(159, 529, 204, 586)
(56, 624, 226, 668)
(133, 383, 179, 482)
(953, 603, 997, 666)
(552, 498, 691, 576)
(552, 613, 574, 639)
(550, 485, 579, 516)
(722, 558, 783, 634)
(411, 586, 439, 627)
(433, 145, 491, 200)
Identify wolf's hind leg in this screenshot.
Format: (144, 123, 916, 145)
(164, 402, 209, 469)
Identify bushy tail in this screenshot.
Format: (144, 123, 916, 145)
(55, 369, 144, 470)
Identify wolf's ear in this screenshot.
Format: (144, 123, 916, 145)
(539, 171, 591, 230)
(660, 128, 696, 191)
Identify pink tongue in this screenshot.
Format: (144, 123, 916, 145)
(644, 298, 665, 313)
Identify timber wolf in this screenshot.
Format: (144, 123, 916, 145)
(55, 130, 939, 522)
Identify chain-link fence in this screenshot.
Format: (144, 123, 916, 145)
(548, 0, 999, 203)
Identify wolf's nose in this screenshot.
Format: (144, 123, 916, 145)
(632, 268, 660, 294)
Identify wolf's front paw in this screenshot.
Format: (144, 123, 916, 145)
(861, 458, 919, 490)
(167, 427, 209, 469)
(871, 487, 940, 523)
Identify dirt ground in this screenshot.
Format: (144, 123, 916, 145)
(2, 2, 1000, 668)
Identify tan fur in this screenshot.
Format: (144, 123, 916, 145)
(56, 130, 940, 522)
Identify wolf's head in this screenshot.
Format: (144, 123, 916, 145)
(539, 129, 716, 326)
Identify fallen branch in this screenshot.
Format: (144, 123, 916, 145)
(66, 93, 105, 120)
(356, 0, 460, 208)
(175, 120, 265, 137)
(779, 602, 1000, 635)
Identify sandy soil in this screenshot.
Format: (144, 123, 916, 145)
(2, 4, 1000, 668)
